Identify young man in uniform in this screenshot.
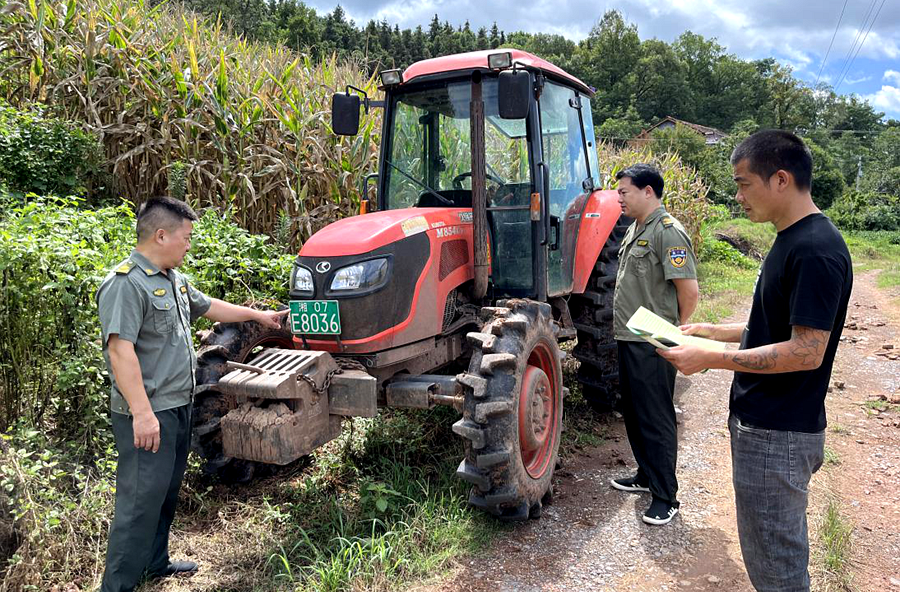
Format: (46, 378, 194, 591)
(610, 163, 699, 525)
(96, 196, 288, 592)
(660, 130, 852, 591)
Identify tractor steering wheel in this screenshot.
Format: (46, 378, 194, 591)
(452, 171, 505, 190)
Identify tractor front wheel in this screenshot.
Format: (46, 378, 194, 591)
(453, 300, 563, 521)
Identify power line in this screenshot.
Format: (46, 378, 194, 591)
(833, 0, 878, 88)
(815, 0, 850, 87)
(835, 0, 887, 92)
(836, 0, 887, 91)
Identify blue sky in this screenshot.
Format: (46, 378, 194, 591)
(304, 0, 900, 122)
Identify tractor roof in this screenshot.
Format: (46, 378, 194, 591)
(401, 49, 593, 96)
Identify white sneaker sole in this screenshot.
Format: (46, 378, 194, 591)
(610, 479, 650, 493)
(642, 506, 679, 525)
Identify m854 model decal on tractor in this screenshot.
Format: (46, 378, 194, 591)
(192, 49, 628, 521)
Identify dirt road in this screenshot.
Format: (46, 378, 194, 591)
(424, 270, 900, 592)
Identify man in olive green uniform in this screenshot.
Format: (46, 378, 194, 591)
(97, 196, 287, 592)
(609, 164, 699, 526)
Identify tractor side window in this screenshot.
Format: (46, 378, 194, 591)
(386, 101, 428, 209)
(540, 82, 591, 296)
(581, 98, 600, 189)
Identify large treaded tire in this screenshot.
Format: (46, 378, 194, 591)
(193, 308, 295, 483)
(453, 299, 563, 521)
(570, 216, 630, 412)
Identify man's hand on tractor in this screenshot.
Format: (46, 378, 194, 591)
(255, 308, 289, 329)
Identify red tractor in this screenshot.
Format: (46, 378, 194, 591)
(192, 49, 627, 521)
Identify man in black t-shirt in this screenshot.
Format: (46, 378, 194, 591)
(660, 130, 852, 592)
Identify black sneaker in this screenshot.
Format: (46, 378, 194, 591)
(642, 498, 679, 525)
(610, 475, 650, 493)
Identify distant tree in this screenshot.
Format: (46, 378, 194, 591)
(595, 105, 645, 146)
(489, 22, 501, 49)
(571, 10, 642, 125)
(862, 128, 900, 195)
(806, 139, 846, 209)
(283, 2, 320, 53)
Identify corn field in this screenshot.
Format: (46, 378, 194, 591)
(597, 142, 711, 253)
(0, 0, 381, 245)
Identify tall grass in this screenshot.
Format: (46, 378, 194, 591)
(1, 0, 380, 245)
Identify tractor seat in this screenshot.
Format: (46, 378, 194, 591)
(416, 189, 472, 208)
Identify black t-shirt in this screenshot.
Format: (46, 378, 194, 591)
(730, 214, 852, 433)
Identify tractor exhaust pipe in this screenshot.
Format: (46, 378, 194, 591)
(471, 72, 489, 301)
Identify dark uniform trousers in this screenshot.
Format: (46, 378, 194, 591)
(101, 403, 191, 592)
(618, 340, 679, 505)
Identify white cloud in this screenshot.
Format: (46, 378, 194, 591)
(886, 70, 900, 85)
(843, 75, 873, 86)
(866, 85, 900, 115)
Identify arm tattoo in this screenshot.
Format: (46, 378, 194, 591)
(728, 348, 779, 371)
(790, 325, 830, 368)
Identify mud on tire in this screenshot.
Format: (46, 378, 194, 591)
(570, 216, 629, 412)
(453, 299, 563, 521)
(193, 306, 294, 483)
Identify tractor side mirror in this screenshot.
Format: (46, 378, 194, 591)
(498, 70, 531, 119)
(332, 93, 360, 136)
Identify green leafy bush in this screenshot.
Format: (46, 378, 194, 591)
(0, 195, 295, 433)
(699, 238, 759, 269)
(0, 101, 102, 197)
(0, 194, 297, 587)
(827, 190, 900, 232)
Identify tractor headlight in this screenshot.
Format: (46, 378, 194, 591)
(329, 257, 390, 293)
(292, 265, 314, 295)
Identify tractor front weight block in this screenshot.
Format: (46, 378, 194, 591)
(215, 349, 376, 465)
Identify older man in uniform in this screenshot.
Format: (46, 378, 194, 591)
(609, 163, 699, 525)
(97, 196, 287, 592)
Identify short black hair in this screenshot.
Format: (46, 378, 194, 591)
(616, 163, 664, 199)
(730, 130, 812, 191)
(136, 196, 198, 243)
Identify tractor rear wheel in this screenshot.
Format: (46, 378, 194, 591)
(453, 299, 563, 521)
(570, 216, 630, 412)
(193, 308, 294, 483)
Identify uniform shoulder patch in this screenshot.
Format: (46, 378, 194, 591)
(153, 288, 167, 297)
(661, 216, 675, 228)
(114, 260, 135, 275)
(668, 247, 688, 268)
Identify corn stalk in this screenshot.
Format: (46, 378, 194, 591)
(0, 0, 381, 247)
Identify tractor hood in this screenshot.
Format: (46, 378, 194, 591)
(299, 207, 474, 257)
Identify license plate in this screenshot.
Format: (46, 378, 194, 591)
(289, 300, 341, 335)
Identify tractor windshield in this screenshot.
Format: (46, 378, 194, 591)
(384, 77, 532, 210)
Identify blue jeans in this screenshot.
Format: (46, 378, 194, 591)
(729, 413, 825, 592)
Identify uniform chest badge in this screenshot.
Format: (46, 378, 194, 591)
(637, 239, 649, 247)
(153, 288, 167, 296)
(668, 247, 687, 268)
(180, 285, 187, 294)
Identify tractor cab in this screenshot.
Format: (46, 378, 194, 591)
(333, 49, 602, 301)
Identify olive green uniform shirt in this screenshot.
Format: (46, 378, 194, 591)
(613, 206, 698, 342)
(96, 250, 211, 415)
